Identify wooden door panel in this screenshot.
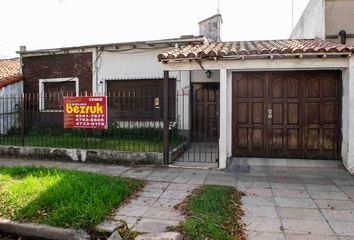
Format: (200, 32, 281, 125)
(271, 129, 283, 149)
(272, 103, 284, 124)
(323, 128, 335, 150)
(268, 72, 303, 158)
(252, 102, 264, 124)
(287, 78, 300, 98)
(308, 78, 321, 98)
(287, 129, 300, 150)
(251, 77, 265, 98)
(236, 128, 248, 148)
(307, 128, 320, 150)
(252, 128, 264, 148)
(232, 72, 267, 156)
(323, 103, 336, 124)
(232, 71, 341, 160)
(323, 77, 337, 98)
(288, 103, 299, 124)
(236, 78, 248, 98)
(303, 71, 341, 159)
(307, 103, 320, 124)
(271, 78, 284, 99)
(193, 84, 219, 142)
(237, 103, 248, 123)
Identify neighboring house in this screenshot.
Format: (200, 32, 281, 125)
(17, 15, 221, 128)
(18, 37, 207, 123)
(290, 0, 354, 45)
(0, 58, 23, 134)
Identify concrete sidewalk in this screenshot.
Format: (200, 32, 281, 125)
(97, 181, 200, 233)
(1, 158, 354, 239)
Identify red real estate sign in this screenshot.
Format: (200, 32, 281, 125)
(63, 96, 107, 129)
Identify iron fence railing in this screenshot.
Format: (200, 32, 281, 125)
(0, 87, 219, 165)
(0, 92, 184, 153)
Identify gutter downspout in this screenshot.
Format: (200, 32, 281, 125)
(339, 30, 347, 45)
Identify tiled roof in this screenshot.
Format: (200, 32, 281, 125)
(0, 74, 22, 89)
(0, 58, 22, 88)
(0, 58, 20, 79)
(158, 39, 354, 61)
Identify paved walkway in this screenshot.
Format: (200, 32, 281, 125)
(108, 182, 199, 233)
(1, 158, 354, 239)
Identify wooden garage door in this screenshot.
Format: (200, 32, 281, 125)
(232, 71, 341, 160)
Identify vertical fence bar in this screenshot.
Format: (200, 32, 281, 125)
(20, 93, 25, 146)
(163, 70, 170, 165)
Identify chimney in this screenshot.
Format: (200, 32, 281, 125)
(199, 14, 222, 42)
(19, 46, 26, 52)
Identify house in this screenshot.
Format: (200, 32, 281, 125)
(16, 12, 354, 174)
(16, 15, 222, 164)
(158, 39, 354, 173)
(0, 58, 23, 134)
(18, 36, 208, 124)
(290, 0, 354, 45)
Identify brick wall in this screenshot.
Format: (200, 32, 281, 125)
(22, 52, 93, 93)
(21, 52, 93, 127)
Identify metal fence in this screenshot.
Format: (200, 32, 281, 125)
(172, 84, 219, 165)
(0, 92, 184, 154)
(0, 86, 219, 166)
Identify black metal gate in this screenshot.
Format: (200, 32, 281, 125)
(170, 83, 219, 166)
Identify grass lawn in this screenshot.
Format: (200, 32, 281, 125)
(0, 135, 165, 152)
(176, 185, 245, 240)
(0, 166, 142, 230)
(0, 132, 185, 153)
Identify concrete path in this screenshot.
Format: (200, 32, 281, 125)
(1, 158, 354, 239)
(112, 182, 199, 233)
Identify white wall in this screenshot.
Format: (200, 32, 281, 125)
(342, 56, 354, 174)
(96, 46, 177, 95)
(95, 45, 188, 132)
(177, 71, 191, 131)
(290, 0, 326, 39)
(191, 70, 220, 83)
(0, 80, 23, 134)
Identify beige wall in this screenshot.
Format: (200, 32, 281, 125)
(325, 0, 354, 36)
(291, 0, 354, 45)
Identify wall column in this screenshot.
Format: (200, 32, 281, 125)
(219, 68, 228, 169)
(342, 56, 354, 174)
(163, 70, 170, 165)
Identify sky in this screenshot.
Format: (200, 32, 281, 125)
(0, 0, 310, 58)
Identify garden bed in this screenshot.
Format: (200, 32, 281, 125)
(173, 185, 246, 240)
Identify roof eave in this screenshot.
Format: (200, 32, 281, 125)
(0, 74, 23, 89)
(17, 36, 206, 55)
(160, 52, 353, 63)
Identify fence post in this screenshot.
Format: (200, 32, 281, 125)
(20, 93, 25, 146)
(163, 70, 170, 165)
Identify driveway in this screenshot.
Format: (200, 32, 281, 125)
(0, 158, 353, 239)
(237, 164, 354, 240)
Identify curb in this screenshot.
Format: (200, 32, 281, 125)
(0, 219, 90, 240)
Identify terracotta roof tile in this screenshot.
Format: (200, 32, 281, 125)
(0, 58, 20, 79)
(0, 58, 22, 88)
(158, 39, 354, 61)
